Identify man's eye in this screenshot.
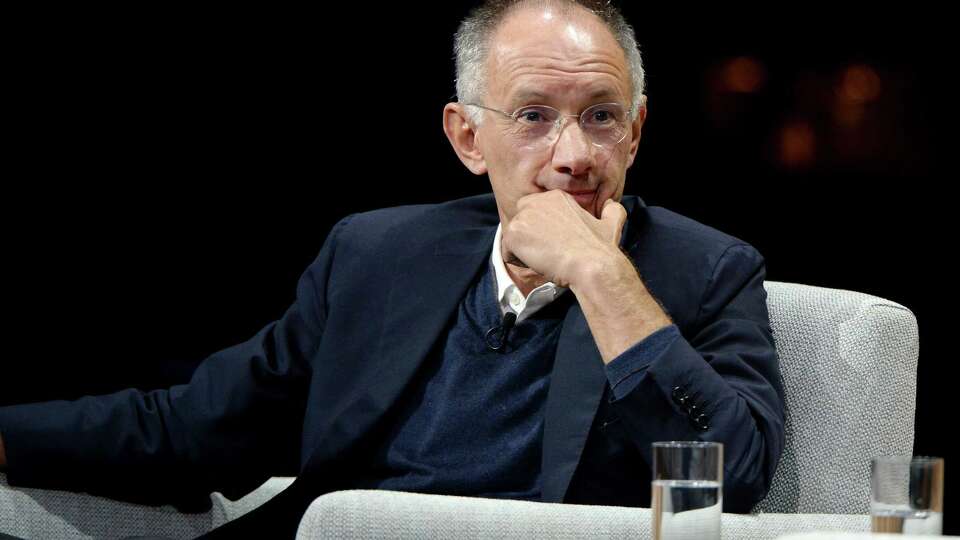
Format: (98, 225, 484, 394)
(518, 110, 547, 123)
(592, 110, 611, 122)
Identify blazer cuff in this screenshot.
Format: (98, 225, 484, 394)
(604, 324, 681, 401)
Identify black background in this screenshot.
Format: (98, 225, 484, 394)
(3, 3, 952, 530)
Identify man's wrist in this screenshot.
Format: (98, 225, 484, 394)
(570, 250, 673, 363)
(568, 246, 627, 292)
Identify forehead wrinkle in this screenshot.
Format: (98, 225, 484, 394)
(494, 41, 629, 74)
(494, 60, 630, 104)
(492, 40, 627, 74)
(502, 59, 628, 81)
(489, 44, 629, 87)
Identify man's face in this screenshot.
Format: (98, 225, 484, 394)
(475, 5, 644, 224)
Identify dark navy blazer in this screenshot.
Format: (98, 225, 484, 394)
(0, 193, 784, 518)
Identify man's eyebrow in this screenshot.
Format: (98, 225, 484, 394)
(587, 88, 623, 101)
(508, 90, 549, 105)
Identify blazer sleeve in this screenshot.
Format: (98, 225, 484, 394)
(0, 214, 354, 509)
(606, 242, 785, 513)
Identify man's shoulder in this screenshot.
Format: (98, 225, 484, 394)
(338, 193, 497, 236)
(645, 205, 751, 250)
(627, 200, 764, 271)
(325, 193, 498, 261)
(625, 202, 766, 329)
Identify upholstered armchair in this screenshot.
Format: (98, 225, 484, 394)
(0, 282, 919, 539)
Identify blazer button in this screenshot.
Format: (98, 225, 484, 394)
(672, 386, 685, 405)
(599, 416, 620, 432)
(691, 414, 710, 432)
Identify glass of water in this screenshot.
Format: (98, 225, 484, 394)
(651, 441, 723, 540)
(871, 456, 944, 535)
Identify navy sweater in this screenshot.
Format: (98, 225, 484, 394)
(364, 261, 574, 500)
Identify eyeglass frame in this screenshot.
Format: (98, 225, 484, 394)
(463, 101, 636, 150)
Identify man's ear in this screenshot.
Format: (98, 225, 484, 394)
(443, 103, 487, 175)
(625, 95, 647, 170)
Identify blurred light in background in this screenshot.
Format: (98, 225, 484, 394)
(778, 121, 816, 168)
(833, 64, 882, 129)
(838, 64, 882, 104)
(721, 57, 767, 94)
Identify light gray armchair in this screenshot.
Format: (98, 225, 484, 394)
(0, 281, 919, 539)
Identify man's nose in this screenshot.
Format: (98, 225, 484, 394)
(550, 118, 595, 176)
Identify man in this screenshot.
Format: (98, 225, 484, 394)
(0, 1, 785, 537)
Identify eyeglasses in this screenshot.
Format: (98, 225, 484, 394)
(465, 102, 633, 150)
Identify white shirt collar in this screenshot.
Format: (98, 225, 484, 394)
(490, 223, 568, 323)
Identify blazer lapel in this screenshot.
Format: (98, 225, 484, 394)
(303, 217, 498, 473)
(541, 195, 644, 503)
(368, 225, 497, 426)
(541, 300, 608, 502)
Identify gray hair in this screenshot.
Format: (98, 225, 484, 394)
(454, 0, 645, 124)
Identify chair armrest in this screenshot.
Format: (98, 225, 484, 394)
(212, 476, 295, 524)
(0, 472, 293, 539)
(296, 490, 871, 540)
(776, 534, 959, 540)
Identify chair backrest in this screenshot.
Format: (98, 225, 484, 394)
(753, 281, 918, 514)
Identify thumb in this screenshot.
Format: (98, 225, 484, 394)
(600, 199, 627, 244)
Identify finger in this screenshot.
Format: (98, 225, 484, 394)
(504, 252, 529, 268)
(501, 225, 529, 268)
(600, 199, 628, 243)
(516, 196, 529, 212)
(515, 191, 545, 211)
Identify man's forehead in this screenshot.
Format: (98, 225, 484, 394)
(486, 5, 630, 102)
(489, 4, 621, 57)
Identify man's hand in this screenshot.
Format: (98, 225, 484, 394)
(500, 190, 627, 289)
(502, 189, 672, 363)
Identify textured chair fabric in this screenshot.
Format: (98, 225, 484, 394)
(777, 534, 958, 540)
(296, 489, 870, 540)
(0, 474, 294, 539)
(0, 282, 919, 538)
(754, 282, 918, 514)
